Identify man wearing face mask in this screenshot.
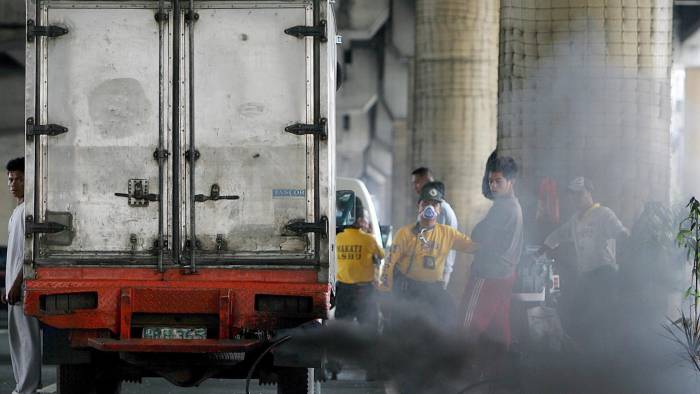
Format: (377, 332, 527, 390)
(460, 156, 523, 349)
(411, 168, 459, 288)
(380, 182, 476, 324)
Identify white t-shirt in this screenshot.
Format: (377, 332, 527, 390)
(6, 202, 24, 296)
(544, 204, 627, 273)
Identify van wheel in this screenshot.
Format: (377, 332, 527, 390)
(277, 367, 314, 394)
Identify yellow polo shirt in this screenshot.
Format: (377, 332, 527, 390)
(382, 223, 476, 284)
(336, 228, 385, 284)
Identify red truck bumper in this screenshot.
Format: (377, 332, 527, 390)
(24, 267, 330, 348)
(87, 338, 260, 353)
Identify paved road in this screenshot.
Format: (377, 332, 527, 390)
(0, 345, 386, 394)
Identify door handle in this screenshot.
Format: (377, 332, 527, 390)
(195, 184, 239, 202)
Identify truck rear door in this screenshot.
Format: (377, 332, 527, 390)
(26, 2, 169, 263)
(26, 0, 334, 270)
(182, 2, 317, 264)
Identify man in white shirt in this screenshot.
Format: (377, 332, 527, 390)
(539, 177, 629, 348)
(2, 157, 41, 394)
(411, 167, 459, 288)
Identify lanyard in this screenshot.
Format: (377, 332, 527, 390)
(406, 227, 434, 274)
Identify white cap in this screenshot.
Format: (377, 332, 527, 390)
(568, 177, 592, 192)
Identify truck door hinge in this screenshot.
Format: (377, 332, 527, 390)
(154, 11, 169, 22)
(26, 117, 68, 139)
(184, 149, 200, 161)
(284, 118, 327, 140)
(285, 216, 328, 239)
(25, 215, 67, 236)
(153, 148, 170, 161)
(285, 20, 327, 42)
(185, 11, 199, 23)
(27, 19, 68, 42)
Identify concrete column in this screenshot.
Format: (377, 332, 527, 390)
(498, 0, 673, 223)
(684, 68, 700, 199)
(411, 0, 500, 232)
(391, 119, 411, 228)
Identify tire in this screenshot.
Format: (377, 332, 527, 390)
(57, 364, 93, 394)
(57, 364, 121, 394)
(277, 367, 312, 394)
(95, 377, 122, 394)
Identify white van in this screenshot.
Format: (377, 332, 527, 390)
(336, 177, 384, 249)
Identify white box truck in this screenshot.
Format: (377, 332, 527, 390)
(22, 0, 337, 392)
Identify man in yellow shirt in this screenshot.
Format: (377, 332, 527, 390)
(335, 206, 385, 327)
(381, 182, 477, 323)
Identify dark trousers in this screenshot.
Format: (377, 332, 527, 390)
(329, 282, 378, 379)
(335, 282, 378, 329)
(566, 265, 618, 351)
(393, 270, 456, 327)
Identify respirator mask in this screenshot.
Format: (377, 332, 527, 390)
(420, 205, 438, 220)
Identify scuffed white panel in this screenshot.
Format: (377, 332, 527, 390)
(190, 5, 312, 256)
(44, 7, 162, 256)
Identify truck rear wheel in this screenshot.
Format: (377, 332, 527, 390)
(95, 376, 122, 394)
(277, 367, 316, 394)
(57, 364, 121, 394)
(58, 364, 92, 394)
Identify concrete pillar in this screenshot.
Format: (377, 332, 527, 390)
(391, 118, 411, 228)
(498, 0, 673, 224)
(411, 0, 500, 232)
(684, 68, 700, 199)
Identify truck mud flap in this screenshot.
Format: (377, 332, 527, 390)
(43, 327, 91, 365)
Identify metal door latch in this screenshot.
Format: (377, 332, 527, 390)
(115, 179, 159, 206)
(195, 184, 239, 202)
(26, 117, 68, 139)
(285, 118, 327, 140)
(27, 19, 68, 42)
(285, 20, 327, 42)
(215, 234, 227, 252)
(285, 216, 328, 239)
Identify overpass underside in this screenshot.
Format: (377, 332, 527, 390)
(335, 0, 674, 232)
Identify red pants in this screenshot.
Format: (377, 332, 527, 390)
(460, 274, 516, 346)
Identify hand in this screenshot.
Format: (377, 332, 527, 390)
(375, 274, 390, 291)
(0, 289, 6, 304)
(7, 283, 21, 305)
(536, 245, 551, 257)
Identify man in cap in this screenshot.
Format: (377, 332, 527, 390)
(539, 176, 629, 347)
(410, 168, 459, 288)
(380, 182, 476, 324)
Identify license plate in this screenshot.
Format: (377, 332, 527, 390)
(142, 327, 207, 340)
